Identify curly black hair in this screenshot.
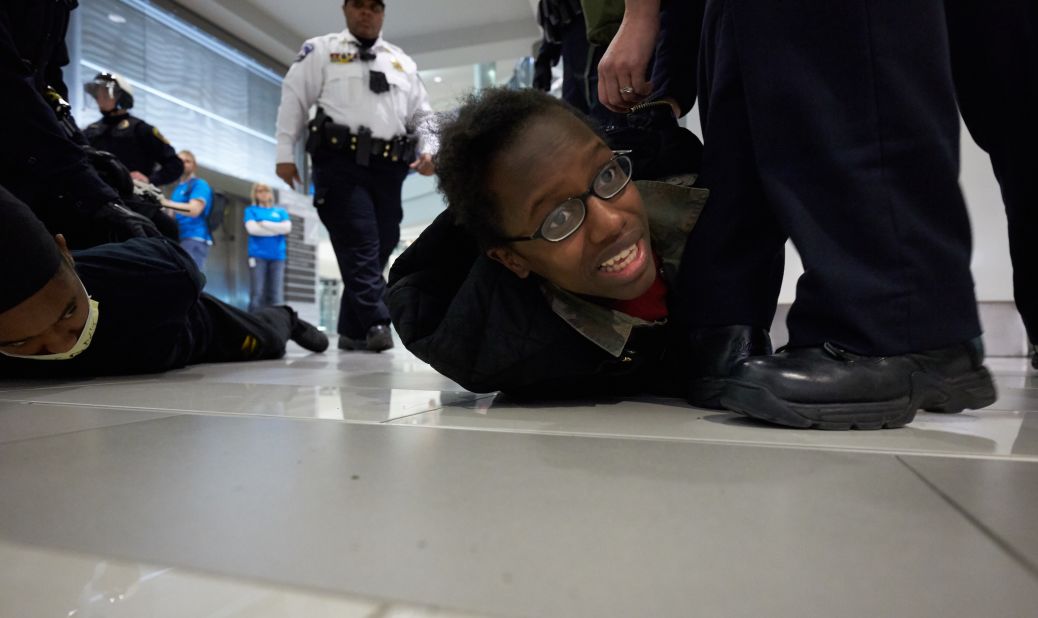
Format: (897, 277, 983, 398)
(435, 87, 601, 249)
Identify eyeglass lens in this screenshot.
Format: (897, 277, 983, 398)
(538, 156, 632, 242)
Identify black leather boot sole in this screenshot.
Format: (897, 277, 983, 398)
(339, 324, 394, 353)
(289, 317, 329, 353)
(720, 339, 998, 430)
(686, 325, 772, 409)
(281, 307, 329, 353)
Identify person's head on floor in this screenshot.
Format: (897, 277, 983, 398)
(0, 190, 93, 358)
(343, 0, 385, 42)
(251, 182, 275, 207)
(436, 87, 654, 301)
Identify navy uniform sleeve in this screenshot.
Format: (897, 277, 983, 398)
(0, 13, 119, 213)
(136, 120, 184, 186)
(650, 0, 705, 116)
(74, 237, 206, 307)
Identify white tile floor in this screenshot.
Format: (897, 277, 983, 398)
(0, 341, 1035, 617)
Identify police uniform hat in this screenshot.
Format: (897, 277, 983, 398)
(84, 72, 135, 110)
(0, 186, 63, 314)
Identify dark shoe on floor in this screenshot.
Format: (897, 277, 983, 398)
(338, 324, 394, 353)
(290, 316, 329, 353)
(365, 323, 394, 352)
(720, 338, 997, 430)
(686, 325, 772, 409)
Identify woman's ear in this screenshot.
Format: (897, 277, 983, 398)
(53, 234, 75, 266)
(486, 246, 531, 278)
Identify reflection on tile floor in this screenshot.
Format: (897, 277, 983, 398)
(0, 381, 484, 423)
(0, 540, 482, 618)
(390, 358, 1038, 461)
(0, 342, 1035, 614)
(396, 398, 1038, 460)
(0, 348, 1034, 453)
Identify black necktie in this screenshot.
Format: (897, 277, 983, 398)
(358, 50, 376, 62)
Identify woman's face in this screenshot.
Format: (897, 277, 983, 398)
(485, 112, 655, 301)
(256, 186, 274, 206)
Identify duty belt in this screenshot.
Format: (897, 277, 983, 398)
(307, 114, 417, 167)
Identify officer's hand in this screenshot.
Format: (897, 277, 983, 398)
(94, 201, 162, 241)
(130, 171, 149, 183)
(84, 147, 134, 197)
(276, 163, 302, 188)
(597, 4, 659, 113)
(410, 153, 435, 176)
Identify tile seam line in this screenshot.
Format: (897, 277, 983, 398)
(379, 422, 1038, 462)
(8, 401, 381, 424)
(896, 455, 1038, 581)
(0, 416, 177, 447)
(379, 396, 497, 424)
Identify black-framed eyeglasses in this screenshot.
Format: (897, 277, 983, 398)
(501, 152, 634, 243)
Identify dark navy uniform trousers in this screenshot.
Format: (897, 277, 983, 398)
(311, 149, 408, 340)
(947, 0, 1037, 344)
(676, 0, 981, 356)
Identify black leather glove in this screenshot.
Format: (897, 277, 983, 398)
(84, 147, 135, 197)
(93, 201, 162, 241)
(604, 103, 704, 180)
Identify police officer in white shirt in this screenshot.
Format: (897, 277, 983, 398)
(275, 0, 435, 352)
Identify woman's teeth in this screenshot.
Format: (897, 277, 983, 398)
(599, 244, 638, 272)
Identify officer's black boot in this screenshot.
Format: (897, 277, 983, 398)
(338, 323, 394, 353)
(720, 337, 997, 430)
(289, 313, 329, 353)
(365, 323, 394, 353)
(686, 325, 773, 409)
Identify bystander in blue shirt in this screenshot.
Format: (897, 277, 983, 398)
(244, 183, 292, 311)
(166, 150, 214, 271)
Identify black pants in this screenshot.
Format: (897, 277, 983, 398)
(196, 294, 294, 363)
(559, 17, 590, 114)
(676, 0, 980, 356)
(311, 149, 408, 339)
(947, 0, 1038, 343)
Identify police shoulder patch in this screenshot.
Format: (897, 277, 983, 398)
(152, 127, 170, 144)
(295, 42, 315, 63)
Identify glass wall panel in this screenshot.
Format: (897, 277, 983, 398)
(74, 0, 284, 187)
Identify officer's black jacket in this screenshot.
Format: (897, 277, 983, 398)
(0, 1, 120, 218)
(387, 211, 695, 401)
(84, 114, 185, 186)
(0, 237, 211, 379)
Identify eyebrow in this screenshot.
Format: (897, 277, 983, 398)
(524, 144, 614, 211)
(0, 297, 77, 347)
